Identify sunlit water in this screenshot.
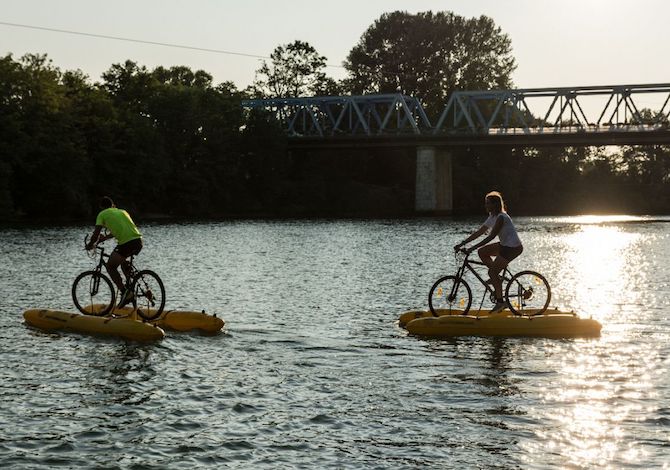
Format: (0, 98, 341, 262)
(1, 216, 669, 469)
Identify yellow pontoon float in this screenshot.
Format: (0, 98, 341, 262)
(399, 308, 601, 339)
(85, 304, 225, 334)
(23, 309, 165, 342)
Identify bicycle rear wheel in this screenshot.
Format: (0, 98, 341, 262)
(72, 271, 116, 316)
(131, 270, 166, 321)
(505, 270, 551, 316)
(428, 275, 472, 317)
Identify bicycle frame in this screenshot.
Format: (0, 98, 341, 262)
(88, 244, 139, 291)
(96, 240, 140, 268)
(450, 251, 513, 303)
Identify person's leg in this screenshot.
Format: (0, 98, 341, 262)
(115, 239, 142, 289)
(478, 243, 500, 268)
(120, 260, 132, 286)
(488, 255, 510, 302)
(105, 252, 126, 292)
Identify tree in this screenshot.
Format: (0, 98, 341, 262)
(0, 54, 24, 217)
(344, 11, 516, 116)
(0, 54, 92, 218)
(152, 65, 213, 88)
(251, 40, 337, 98)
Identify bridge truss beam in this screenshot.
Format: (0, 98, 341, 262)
(434, 83, 670, 135)
(242, 84, 670, 142)
(242, 94, 431, 137)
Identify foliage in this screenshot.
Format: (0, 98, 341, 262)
(0, 53, 290, 220)
(0, 54, 91, 218)
(250, 40, 338, 98)
(343, 11, 516, 117)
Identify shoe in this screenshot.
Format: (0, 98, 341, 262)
(490, 301, 506, 314)
(117, 289, 135, 308)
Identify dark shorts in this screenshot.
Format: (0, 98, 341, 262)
(114, 238, 143, 258)
(499, 244, 523, 262)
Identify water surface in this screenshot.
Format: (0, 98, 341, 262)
(1, 216, 669, 468)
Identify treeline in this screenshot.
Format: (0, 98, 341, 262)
(452, 146, 670, 215)
(1, 10, 670, 221)
(0, 54, 289, 220)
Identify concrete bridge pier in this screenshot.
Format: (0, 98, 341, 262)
(415, 146, 453, 213)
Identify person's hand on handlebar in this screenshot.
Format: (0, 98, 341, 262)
(453, 243, 473, 255)
(85, 236, 97, 251)
(85, 230, 112, 251)
(453, 242, 469, 254)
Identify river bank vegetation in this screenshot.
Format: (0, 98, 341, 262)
(1, 10, 669, 222)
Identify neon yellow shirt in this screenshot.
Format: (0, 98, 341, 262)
(95, 208, 142, 245)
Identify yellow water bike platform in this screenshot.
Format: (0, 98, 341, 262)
(24, 305, 225, 341)
(398, 308, 602, 339)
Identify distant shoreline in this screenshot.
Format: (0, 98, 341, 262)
(2, 211, 669, 229)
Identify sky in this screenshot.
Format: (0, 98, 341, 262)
(2, 0, 669, 94)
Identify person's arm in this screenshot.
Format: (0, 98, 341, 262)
(86, 225, 103, 250)
(454, 224, 489, 251)
(466, 215, 504, 253)
(98, 231, 114, 242)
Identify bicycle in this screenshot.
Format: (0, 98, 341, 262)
(72, 236, 166, 321)
(428, 249, 551, 317)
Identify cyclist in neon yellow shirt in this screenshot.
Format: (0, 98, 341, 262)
(86, 196, 143, 307)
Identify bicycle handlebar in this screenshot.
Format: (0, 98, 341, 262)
(454, 247, 470, 257)
(84, 234, 107, 255)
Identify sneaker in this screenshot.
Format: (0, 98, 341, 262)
(117, 289, 135, 308)
(490, 301, 506, 314)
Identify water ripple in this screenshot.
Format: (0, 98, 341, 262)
(1, 218, 669, 468)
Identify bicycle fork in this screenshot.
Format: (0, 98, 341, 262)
(448, 264, 468, 302)
(90, 272, 101, 296)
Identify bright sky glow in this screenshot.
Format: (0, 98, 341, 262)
(1, 0, 669, 92)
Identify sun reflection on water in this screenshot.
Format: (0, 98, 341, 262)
(561, 224, 643, 322)
(518, 220, 668, 468)
(518, 337, 667, 467)
(549, 214, 656, 225)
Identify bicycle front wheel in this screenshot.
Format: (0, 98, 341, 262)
(428, 275, 472, 317)
(72, 271, 116, 316)
(505, 270, 551, 316)
(131, 270, 166, 321)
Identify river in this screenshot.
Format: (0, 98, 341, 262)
(1, 216, 669, 468)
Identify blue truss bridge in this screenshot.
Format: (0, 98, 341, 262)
(242, 83, 670, 147)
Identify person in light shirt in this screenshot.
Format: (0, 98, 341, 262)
(453, 191, 523, 314)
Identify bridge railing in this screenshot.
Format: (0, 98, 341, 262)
(242, 84, 670, 137)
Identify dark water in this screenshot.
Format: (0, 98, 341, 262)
(1, 216, 669, 469)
